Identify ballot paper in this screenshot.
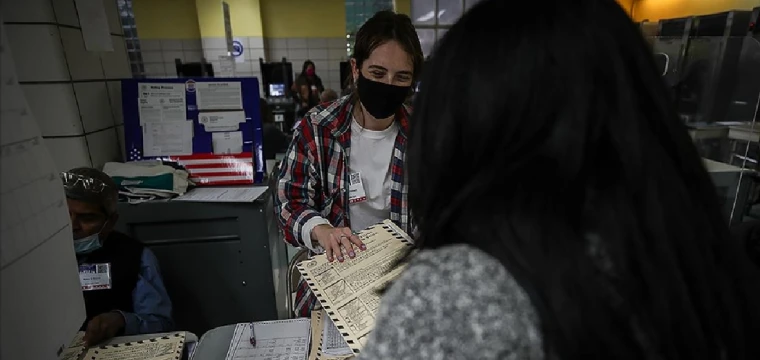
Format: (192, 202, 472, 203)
(81, 332, 185, 360)
(309, 310, 354, 360)
(297, 220, 414, 354)
(60, 332, 85, 360)
(322, 315, 352, 356)
(224, 319, 310, 360)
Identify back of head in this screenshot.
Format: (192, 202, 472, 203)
(321, 88, 338, 103)
(408, 0, 760, 358)
(62, 167, 119, 215)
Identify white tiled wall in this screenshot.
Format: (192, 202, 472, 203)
(265, 37, 348, 92)
(201, 36, 268, 95)
(139, 38, 204, 78)
(3, 0, 130, 171)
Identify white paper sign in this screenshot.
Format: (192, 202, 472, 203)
(143, 121, 194, 157)
(138, 83, 186, 124)
(212, 131, 243, 155)
(196, 81, 242, 110)
(198, 111, 246, 132)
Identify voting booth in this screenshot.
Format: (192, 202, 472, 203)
(121, 78, 265, 185)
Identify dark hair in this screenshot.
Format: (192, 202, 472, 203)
(350, 10, 424, 98)
(407, 0, 760, 359)
(300, 60, 315, 77)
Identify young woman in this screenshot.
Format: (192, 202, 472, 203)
(275, 10, 423, 317)
(360, 0, 760, 359)
(293, 60, 324, 118)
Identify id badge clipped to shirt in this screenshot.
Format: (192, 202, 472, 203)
(348, 172, 367, 204)
(78, 263, 112, 291)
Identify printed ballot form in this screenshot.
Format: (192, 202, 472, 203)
(309, 310, 353, 360)
(82, 332, 186, 360)
(297, 220, 414, 354)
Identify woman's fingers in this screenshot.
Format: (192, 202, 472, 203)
(338, 234, 356, 259)
(341, 228, 366, 251)
(329, 233, 345, 262)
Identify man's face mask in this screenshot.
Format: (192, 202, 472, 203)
(74, 232, 102, 254)
(356, 72, 410, 120)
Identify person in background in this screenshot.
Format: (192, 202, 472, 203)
(293, 60, 324, 117)
(275, 10, 423, 317)
(260, 98, 289, 160)
(63, 168, 173, 346)
(360, 0, 760, 359)
(320, 88, 339, 103)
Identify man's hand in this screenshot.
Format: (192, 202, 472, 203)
(312, 225, 365, 262)
(83, 311, 126, 347)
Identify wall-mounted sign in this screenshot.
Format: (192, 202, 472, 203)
(232, 40, 245, 64)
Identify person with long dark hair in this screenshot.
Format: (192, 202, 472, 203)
(293, 60, 324, 117)
(359, 0, 760, 359)
(275, 11, 423, 317)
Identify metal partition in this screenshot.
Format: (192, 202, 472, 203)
(114, 191, 289, 336)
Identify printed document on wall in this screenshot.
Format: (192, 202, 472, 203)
(143, 121, 194, 157)
(138, 83, 186, 124)
(0, 23, 86, 360)
(198, 110, 246, 132)
(196, 81, 243, 110)
(212, 131, 243, 154)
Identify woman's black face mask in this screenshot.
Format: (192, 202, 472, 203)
(356, 72, 410, 119)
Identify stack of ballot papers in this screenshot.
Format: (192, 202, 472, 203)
(224, 318, 311, 360)
(309, 310, 354, 360)
(61, 332, 186, 360)
(298, 220, 414, 355)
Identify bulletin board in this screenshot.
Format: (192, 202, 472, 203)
(122, 77, 265, 185)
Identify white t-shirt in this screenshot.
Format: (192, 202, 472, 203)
(346, 119, 398, 232)
(301, 118, 398, 251)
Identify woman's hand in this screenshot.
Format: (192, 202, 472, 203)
(312, 225, 366, 262)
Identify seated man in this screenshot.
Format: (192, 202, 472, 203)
(62, 167, 173, 346)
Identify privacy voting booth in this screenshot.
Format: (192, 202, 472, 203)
(117, 78, 288, 337)
(121, 77, 266, 185)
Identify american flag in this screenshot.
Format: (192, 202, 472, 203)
(127, 148, 256, 186)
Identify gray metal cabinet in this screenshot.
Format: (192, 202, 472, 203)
(114, 190, 288, 336)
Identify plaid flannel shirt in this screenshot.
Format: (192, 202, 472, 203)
(275, 95, 412, 317)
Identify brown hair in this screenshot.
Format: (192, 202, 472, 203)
(350, 10, 424, 101)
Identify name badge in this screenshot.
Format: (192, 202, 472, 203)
(78, 263, 112, 291)
(348, 172, 367, 204)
